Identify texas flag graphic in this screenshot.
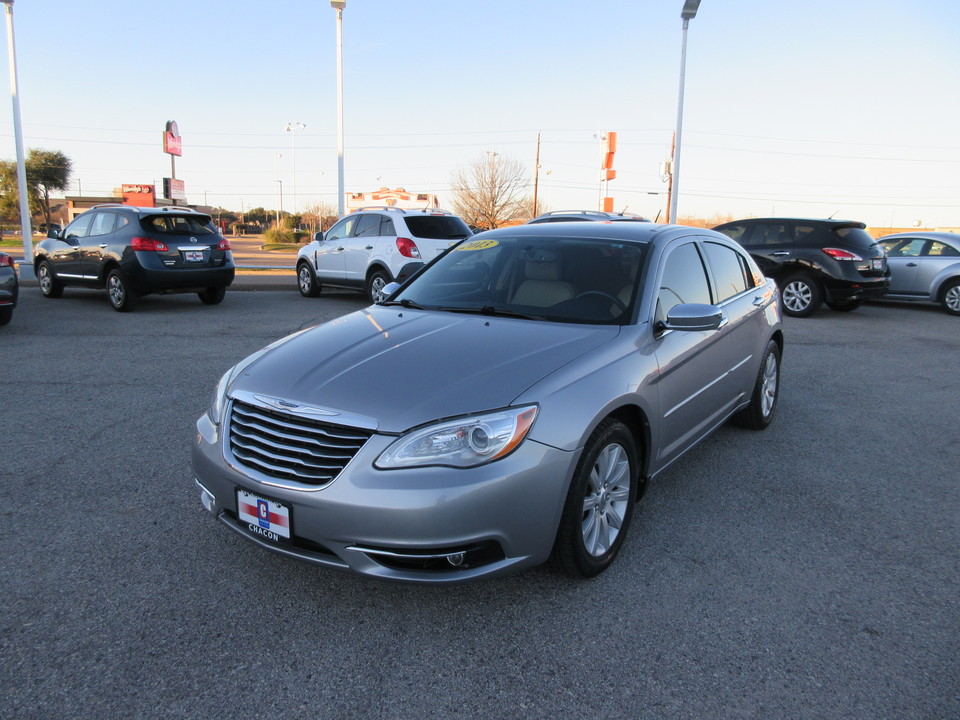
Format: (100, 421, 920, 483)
(237, 491, 290, 539)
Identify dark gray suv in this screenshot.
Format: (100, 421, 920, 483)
(713, 218, 889, 317)
(35, 205, 235, 312)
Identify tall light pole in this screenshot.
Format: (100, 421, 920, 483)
(274, 153, 283, 225)
(284, 121, 305, 216)
(331, 0, 346, 218)
(2, 0, 32, 277)
(669, 0, 701, 226)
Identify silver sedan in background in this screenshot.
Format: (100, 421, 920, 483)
(192, 222, 783, 583)
(877, 232, 960, 315)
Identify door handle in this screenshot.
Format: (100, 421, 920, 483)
(99, 244, 108, 248)
(753, 296, 765, 306)
(906, 262, 917, 267)
(365, 245, 374, 250)
(772, 251, 791, 256)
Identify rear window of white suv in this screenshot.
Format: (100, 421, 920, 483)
(404, 216, 472, 240)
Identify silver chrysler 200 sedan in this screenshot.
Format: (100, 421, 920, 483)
(192, 222, 783, 584)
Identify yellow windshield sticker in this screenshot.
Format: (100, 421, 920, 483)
(456, 239, 499, 251)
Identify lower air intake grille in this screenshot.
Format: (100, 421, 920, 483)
(229, 398, 372, 485)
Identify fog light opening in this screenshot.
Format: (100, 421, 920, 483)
(446, 552, 466, 567)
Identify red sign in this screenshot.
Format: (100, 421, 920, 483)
(163, 120, 182, 156)
(164, 178, 186, 200)
(122, 184, 156, 207)
(163, 131, 182, 156)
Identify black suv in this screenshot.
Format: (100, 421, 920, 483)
(712, 218, 889, 317)
(35, 205, 235, 312)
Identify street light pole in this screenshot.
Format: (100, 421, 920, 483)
(670, 0, 701, 226)
(2, 0, 33, 277)
(285, 121, 305, 217)
(274, 153, 283, 225)
(331, 0, 346, 218)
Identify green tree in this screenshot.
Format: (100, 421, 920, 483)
(28, 149, 72, 227)
(0, 148, 72, 226)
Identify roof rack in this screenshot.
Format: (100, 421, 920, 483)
(351, 206, 452, 215)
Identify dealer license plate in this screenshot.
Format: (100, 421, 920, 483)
(236, 489, 291, 542)
(183, 250, 205, 262)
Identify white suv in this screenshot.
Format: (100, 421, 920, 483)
(297, 207, 473, 302)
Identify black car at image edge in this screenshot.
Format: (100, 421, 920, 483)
(34, 204, 235, 312)
(712, 218, 889, 317)
(0, 251, 18, 326)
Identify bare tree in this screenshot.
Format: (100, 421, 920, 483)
(450, 153, 530, 230)
(300, 201, 339, 234)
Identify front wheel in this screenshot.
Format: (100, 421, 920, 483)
(780, 273, 823, 317)
(940, 278, 960, 316)
(553, 419, 638, 578)
(733, 340, 781, 430)
(297, 262, 321, 297)
(198, 286, 226, 305)
(37, 260, 64, 298)
(106, 268, 136, 312)
(366, 269, 391, 304)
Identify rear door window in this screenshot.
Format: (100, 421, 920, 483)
(89, 212, 117, 237)
(703, 242, 750, 302)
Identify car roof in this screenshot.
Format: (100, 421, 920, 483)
(714, 217, 865, 229)
(529, 210, 649, 222)
(878, 231, 960, 243)
(476, 221, 703, 245)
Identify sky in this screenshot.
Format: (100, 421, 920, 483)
(1, 0, 958, 229)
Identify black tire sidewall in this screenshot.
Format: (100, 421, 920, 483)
(554, 419, 638, 578)
(781, 274, 823, 317)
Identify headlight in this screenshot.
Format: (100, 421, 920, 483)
(375, 406, 538, 469)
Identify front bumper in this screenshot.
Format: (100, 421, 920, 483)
(192, 412, 576, 584)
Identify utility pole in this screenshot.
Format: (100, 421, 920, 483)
(532, 131, 541, 218)
(665, 132, 675, 224)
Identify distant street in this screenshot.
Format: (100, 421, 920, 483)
(227, 235, 298, 269)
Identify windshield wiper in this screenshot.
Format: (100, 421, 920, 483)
(441, 305, 543, 321)
(381, 298, 431, 310)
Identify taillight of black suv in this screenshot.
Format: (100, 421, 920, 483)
(712, 218, 889, 317)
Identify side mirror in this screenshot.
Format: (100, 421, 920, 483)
(313, 230, 324, 243)
(662, 303, 726, 332)
(376, 282, 401, 304)
(47, 229, 60, 239)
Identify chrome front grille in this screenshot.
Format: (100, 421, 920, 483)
(229, 398, 372, 485)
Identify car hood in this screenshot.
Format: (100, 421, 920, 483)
(230, 307, 619, 433)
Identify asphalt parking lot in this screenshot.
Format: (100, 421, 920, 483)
(1, 286, 957, 720)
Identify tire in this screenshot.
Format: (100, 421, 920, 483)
(106, 268, 137, 312)
(734, 340, 781, 430)
(198, 286, 226, 305)
(825, 298, 863, 312)
(780, 273, 823, 317)
(553, 418, 638, 578)
(940, 278, 960, 316)
(297, 262, 321, 298)
(366, 269, 390, 304)
(0, 307, 11, 326)
(37, 260, 64, 298)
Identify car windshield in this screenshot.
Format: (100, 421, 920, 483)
(141, 215, 215, 235)
(388, 235, 646, 325)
